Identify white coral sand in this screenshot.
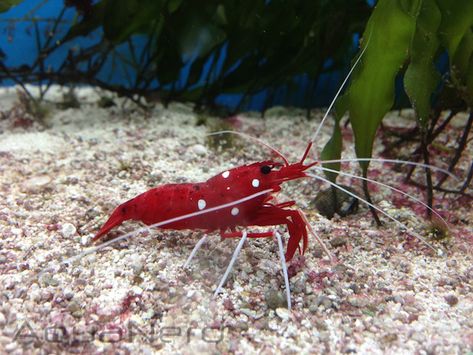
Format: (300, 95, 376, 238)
(0, 86, 472, 354)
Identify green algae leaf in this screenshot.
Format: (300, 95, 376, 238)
(320, 116, 342, 183)
(436, 0, 473, 63)
(453, 30, 473, 105)
(404, 0, 441, 127)
(63, 1, 107, 41)
(436, 0, 473, 105)
(320, 95, 349, 183)
(467, 55, 473, 106)
(167, 0, 183, 13)
(103, 0, 165, 43)
(65, 0, 164, 43)
(0, 0, 22, 13)
(347, 0, 418, 172)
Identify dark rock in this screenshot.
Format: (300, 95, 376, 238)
(330, 237, 347, 248)
(444, 294, 458, 306)
(313, 185, 359, 219)
(265, 289, 286, 310)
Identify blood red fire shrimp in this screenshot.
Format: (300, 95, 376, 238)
(91, 142, 331, 310)
(87, 130, 450, 311)
(93, 143, 319, 259)
(70, 42, 453, 310)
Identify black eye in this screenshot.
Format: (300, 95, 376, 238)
(260, 165, 272, 174)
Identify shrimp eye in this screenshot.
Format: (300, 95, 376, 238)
(260, 165, 272, 174)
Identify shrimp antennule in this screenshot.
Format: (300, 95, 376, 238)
(310, 165, 449, 228)
(306, 172, 442, 254)
(309, 34, 371, 158)
(207, 130, 290, 166)
(317, 157, 458, 180)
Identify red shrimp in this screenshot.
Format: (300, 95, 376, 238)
(91, 45, 373, 268)
(93, 143, 320, 262)
(87, 42, 375, 311)
(91, 142, 332, 310)
(86, 40, 451, 310)
(89, 129, 448, 312)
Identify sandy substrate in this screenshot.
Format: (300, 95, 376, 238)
(0, 86, 472, 354)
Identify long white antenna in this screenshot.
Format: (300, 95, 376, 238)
(315, 157, 458, 180)
(306, 172, 442, 255)
(297, 209, 333, 260)
(310, 165, 448, 227)
(207, 130, 289, 165)
(310, 37, 370, 148)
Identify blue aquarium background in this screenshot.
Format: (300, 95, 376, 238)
(0, 0, 379, 112)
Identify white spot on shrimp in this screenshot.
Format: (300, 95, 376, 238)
(231, 207, 239, 216)
(252, 179, 260, 188)
(226, 186, 230, 191)
(198, 199, 206, 210)
(222, 171, 230, 178)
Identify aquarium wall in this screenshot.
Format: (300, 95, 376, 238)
(1, 0, 472, 186)
(0, 0, 373, 112)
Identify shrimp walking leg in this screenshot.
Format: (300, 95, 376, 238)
(183, 235, 208, 268)
(215, 229, 292, 309)
(297, 209, 333, 260)
(184, 228, 275, 269)
(213, 231, 248, 297)
(274, 230, 291, 310)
